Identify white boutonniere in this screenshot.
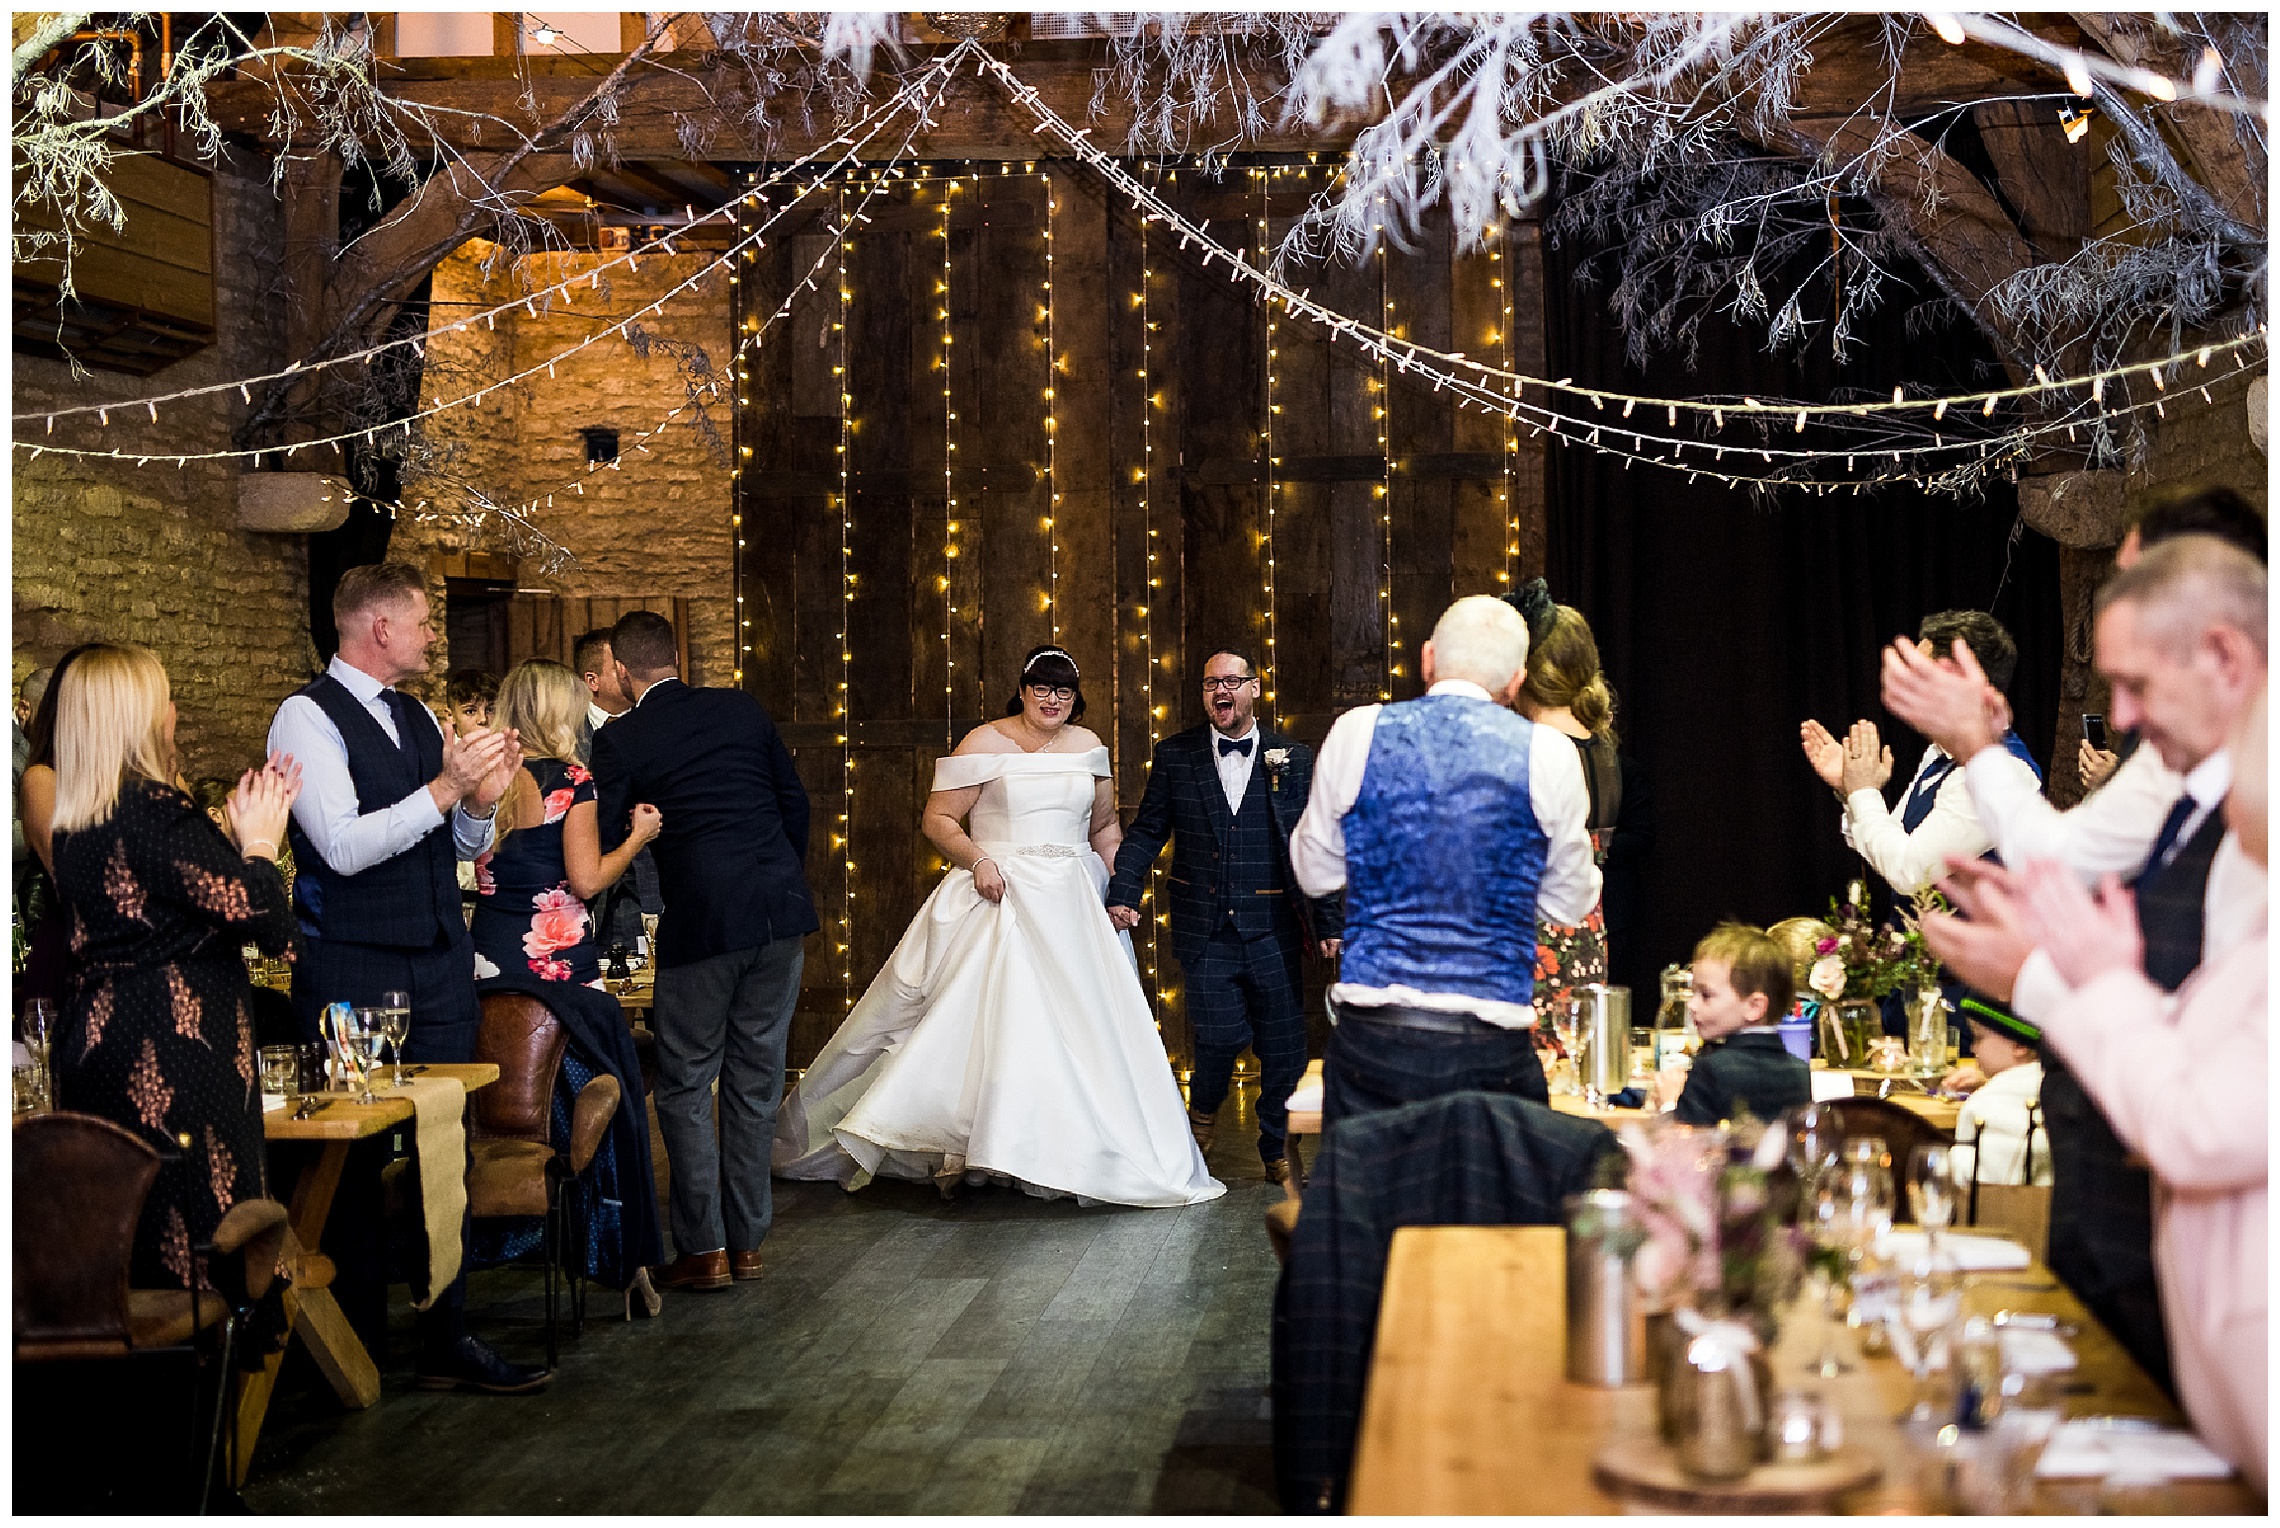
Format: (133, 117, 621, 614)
(1263, 746, 1291, 791)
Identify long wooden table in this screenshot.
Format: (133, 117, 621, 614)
(235, 1063, 498, 1484)
(1345, 1225, 2254, 1514)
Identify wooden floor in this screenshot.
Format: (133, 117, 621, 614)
(243, 1079, 1287, 1514)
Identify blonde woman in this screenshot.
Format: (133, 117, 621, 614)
(48, 645, 301, 1290)
(472, 660, 660, 986)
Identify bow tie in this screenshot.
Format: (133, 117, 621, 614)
(1218, 735, 1254, 758)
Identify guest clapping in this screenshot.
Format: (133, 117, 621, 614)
(1799, 610, 2039, 896)
(47, 646, 301, 1288)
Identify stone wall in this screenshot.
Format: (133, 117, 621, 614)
(396, 244, 738, 683)
(11, 165, 313, 780)
(2129, 361, 2266, 515)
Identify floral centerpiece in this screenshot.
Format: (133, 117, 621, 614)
(1803, 881, 1946, 1064)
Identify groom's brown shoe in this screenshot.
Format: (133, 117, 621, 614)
(730, 1249, 764, 1281)
(655, 1250, 731, 1291)
(1188, 1107, 1217, 1153)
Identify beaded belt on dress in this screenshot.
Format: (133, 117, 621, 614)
(977, 843, 1084, 859)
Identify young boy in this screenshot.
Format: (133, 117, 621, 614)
(442, 668, 497, 739)
(1671, 922, 1812, 1127)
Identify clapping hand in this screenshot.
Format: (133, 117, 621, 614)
(1838, 720, 1894, 795)
(438, 724, 509, 804)
(1799, 720, 1847, 793)
(2014, 860, 2143, 988)
(1883, 637, 2003, 763)
(228, 750, 303, 860)
(469, 726, 523, 815)
(1919, 856, 2035, 1002)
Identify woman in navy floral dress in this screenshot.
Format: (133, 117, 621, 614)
(48, 646, 302, 1290)
(472, 662, 660, 986)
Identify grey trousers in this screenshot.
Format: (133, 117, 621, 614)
(651, 935, 804, 1256)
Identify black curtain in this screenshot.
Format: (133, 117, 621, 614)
(1544, 225, 2062, 1000)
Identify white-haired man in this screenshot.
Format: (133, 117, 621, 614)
(1291, 595, 1601, 1125)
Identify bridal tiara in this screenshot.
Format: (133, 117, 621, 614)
(1024, 647, 1080, 680)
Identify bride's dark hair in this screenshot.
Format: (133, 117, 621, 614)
(1003, 645, 1086, 723)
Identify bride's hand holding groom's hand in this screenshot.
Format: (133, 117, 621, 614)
(1107, 904, 1141, 931)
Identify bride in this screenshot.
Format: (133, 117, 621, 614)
(774, 645, 1223, 1208)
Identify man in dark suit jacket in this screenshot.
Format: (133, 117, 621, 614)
(1108, 647, 1341, 1184)
(591, 611, 817, 1292)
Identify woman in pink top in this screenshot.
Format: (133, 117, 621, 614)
(2012, 684, 2267, 1494)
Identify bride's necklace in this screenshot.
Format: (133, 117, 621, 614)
(1011, 716, 1057, 753)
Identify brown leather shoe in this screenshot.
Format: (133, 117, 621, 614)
(729, 1249, 764, 1281)
(1188, 1107, 1217, 1153)
(1263, 1157, 1292, 1187)
(653, 1250, 731, 1291)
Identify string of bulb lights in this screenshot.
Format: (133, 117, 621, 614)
(14, 62, 961, 438)
(971, 50, 2266, 486)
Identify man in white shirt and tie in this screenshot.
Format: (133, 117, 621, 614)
(265, 561, 548, 1394)
(1798, 609, 2042, 898)
(1290, 595, 1600, 1126)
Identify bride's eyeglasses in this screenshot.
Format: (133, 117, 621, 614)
(1201, 676, 1257, 693)
(1024, 683, 1076, 703)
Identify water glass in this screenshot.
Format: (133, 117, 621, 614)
(1894, 1244, 1963, 1421)
(378, 989, 411, 1084)
(13, 1062, 40, 1116)
(21, 997, 55, 1106)
(1785, 1101, 1843, 1205)
(345, 1007, 384, 1104)
(1551, 996, 1583, 1096)
(259, 1044, 300, 1105)
(1909, 1142, 1958, 1237)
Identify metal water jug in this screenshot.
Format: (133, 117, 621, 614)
(1564, 1190, 1646, 1385)
(1577, 983, 1632, 1107)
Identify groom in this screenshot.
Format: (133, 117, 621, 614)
(1109, 647, 1341, 1185)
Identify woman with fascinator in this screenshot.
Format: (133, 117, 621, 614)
(774, 646, 1223, 1208)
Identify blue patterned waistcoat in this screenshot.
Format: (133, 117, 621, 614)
(1341, 693, 1550, 1008)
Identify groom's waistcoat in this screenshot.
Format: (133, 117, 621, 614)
(1341, 693, 1550, 1009)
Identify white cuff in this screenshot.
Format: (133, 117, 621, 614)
(2010, 948, 2071, 1027)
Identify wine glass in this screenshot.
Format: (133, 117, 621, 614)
(259, 1045, 300, 1107)
(1894, 1242, 1963, 1421)
(21, 997, 55, 1106)
(378, 989, 412, 1085)
(1551, 996, 1583, 1097)
(1908, 1142, 1959, 1243)
(344, 1007, 383, 1104)
(1785, 1102, 1842, 1206)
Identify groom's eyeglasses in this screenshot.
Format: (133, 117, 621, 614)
(1201, 676, 1257, 693)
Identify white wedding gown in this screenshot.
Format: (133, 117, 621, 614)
(772, 746, 1224, 1208)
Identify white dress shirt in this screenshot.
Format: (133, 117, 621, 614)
(1210, 721, 1260, 813)
(1965, 739, 2187, 883)
(1949, 1060, 2053, 1189)
(587, 699, 615, 733)
(1842, 742, 2034, 897)
(268, 655, 494, 877)
(2011, 749, 2255, 1025)
(1291, 679, 1602, 1029)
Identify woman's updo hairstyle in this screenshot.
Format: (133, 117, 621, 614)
(1003, 645, 1086, 723)
(1521, 604, 1618, 746)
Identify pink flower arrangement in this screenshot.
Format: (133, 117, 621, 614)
(1617, 1118, 1725, 1308)
(542, 787, 578, 823)
(523, 885, 589, 960)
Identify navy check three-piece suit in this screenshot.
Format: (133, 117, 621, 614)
(1107, 725, 1341, 1165)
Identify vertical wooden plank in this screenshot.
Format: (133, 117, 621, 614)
(1048, 164, 1116, 748)
(945, 181, 986, 730)
(907, 178, 953, 754)
(1386, 216, 1454, 701)
(1146, 171, 1188, 746)
(1269, 174, 1333, 743)
(742, 214, 801, 717)
(1507, 217, 1550, 582)
(1451, 221, 1510, 600)
(976, 172, 1051, 701)
(1108, 192, 1151, 805)
(1322, 241, 1387, 709)
(846, 204, 917, 995)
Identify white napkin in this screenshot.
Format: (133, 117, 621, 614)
(1997, 1326, 2077, 1374)
(1285, 1077, 1323, 1113)
(1810, 1069, 1857, 1101)
(1879, 1229, 2032, 1271)
(2034, 1418, 2233, 1479)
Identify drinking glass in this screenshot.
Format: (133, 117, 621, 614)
(13, 1063, 39, 1116)
(1551, 996, 1583, 1097)
(21, 997, 55, 1108)
(259, 1044, 300, 1106)
(1784, 1102, 1842, 1207)
(1894, 1243, 1963, 1421)
(1908, 1142, 1958, 1241)
(378, 989, 412, 1085)
(344, 1008, 383, 1104)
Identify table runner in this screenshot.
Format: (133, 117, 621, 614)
(390, 1075, 468, 1309)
